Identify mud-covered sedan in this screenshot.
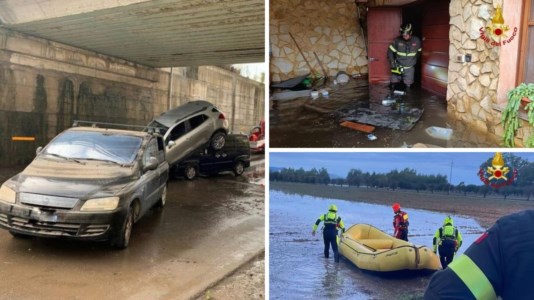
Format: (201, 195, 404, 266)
(0, 126, 169, 248)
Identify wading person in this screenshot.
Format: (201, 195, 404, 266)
(312, 204, 345, 263)
(433, 216, 463, 268)
(387, 23, 422, 90)
(392, 203, 409, 241)
(424, 210, 534, 300)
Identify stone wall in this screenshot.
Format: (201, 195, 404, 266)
(270, 0, 367, 82)
(0, 29, 264, 166)
(447, 0, 503, 138)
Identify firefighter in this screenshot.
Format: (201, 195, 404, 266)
(424, 210, 534, 299)
(433, 216, 463, 268)
(387, 23, 422, 90)
(312, 204, 345, 263)
(392, 202, 409, 241)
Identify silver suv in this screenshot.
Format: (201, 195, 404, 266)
(146, 100, 229, 166)
(0, 125, 169, 249)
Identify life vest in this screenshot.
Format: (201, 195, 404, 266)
(323, 212, 341, 231)
(393, 211, 409, 230)
(439, 225, 459, 240)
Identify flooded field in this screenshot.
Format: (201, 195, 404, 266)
(270, 80, 500, 148)
(269, 190, 484, 300)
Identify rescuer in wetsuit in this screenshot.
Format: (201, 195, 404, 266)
(312, 204, 346, 263)
(424, 210, 534, 299)
(392, 202, 409, 241)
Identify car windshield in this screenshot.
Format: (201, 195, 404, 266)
(42, 131, 143, 164)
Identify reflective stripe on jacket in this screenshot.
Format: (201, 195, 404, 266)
(425, 210, 534, 300)
(313, 211, 345, 233)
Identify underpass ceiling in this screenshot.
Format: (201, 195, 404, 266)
(0, 0, 264, 67)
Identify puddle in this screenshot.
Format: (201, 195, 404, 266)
(269, 190, 484, 299)
(270, 80, 500, 147)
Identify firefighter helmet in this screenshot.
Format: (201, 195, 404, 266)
(392, 203, 401, 212)
(329, 204, 338, 212)
(400, 23, 413, 35)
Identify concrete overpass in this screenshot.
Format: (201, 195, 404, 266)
(0, 0, 265, 67)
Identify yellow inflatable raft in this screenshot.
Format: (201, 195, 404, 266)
(339, 224, 441, 272)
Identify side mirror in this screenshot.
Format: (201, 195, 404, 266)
(167, 140, 176, 149)
(36, 146, 43, 156)
(144, 157, 158, 171)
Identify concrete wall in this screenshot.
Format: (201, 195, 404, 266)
(0, 29, 264, 166)
(270, 0, 368, 82)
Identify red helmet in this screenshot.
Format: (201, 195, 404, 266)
(392, 203, 401, 212)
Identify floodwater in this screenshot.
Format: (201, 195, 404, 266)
(269, 190, 484, 300)
(270, 80, 501, 147)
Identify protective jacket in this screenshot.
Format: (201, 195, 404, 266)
(313, 211, 345, 234)
(393, 210, 409, 236)
(433, 223, 463, 253)
(424, 210, 534, 300)
(387, 36, 422, 68)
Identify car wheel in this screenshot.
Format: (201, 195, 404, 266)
(234, 161, 245, 176)
(111, 205, 134, 249)
(184, 165, 197, 180)
(210, 132, 226, 150)
(155, 184, 167, 209)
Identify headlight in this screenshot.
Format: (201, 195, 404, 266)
(0, 185, 16, 204)
(80, 197, 120, 211)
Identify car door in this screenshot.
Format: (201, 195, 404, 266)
(186, 114, 213, 151)
(140, 138, 162, 215)
(164, 121, 189, 165)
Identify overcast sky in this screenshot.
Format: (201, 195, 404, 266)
(270, 151, 534, 185)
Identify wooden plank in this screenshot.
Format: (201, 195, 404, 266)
(340, 121, 375, 133)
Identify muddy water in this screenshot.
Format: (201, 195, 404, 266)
(270, 81, 500, 148)
(269, 190, 484, 300)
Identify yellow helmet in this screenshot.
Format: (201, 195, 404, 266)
(329, 204, 338, 212)
(444, 216, 453, 225)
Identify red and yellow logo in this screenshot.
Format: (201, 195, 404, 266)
(479, 6, 518, 47)
(478, 152, 517, 188)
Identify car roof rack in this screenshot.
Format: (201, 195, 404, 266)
(72, 120, 163, 134)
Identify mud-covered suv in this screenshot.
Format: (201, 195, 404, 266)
(0, 124, 169, 249)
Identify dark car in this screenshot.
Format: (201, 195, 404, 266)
(174, 134, 251, 180)
(0, 125, 169, 249)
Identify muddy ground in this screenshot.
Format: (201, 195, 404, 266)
(270, 78, 501, 148)
(0, 158, 265, 300)
(197, 252, 264, 300)
(270, 182, 534, 299)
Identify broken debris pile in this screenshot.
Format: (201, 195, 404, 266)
(337, 101, 423, 131)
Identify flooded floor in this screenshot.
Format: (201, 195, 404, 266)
(270, 79, 501, 147)
(269, 190, 484, 300)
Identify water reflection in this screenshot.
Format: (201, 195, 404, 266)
(270, 190, 485, 299)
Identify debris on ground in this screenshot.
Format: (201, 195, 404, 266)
(425, 126, 453, 140)
(340, 121, 375, 133)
